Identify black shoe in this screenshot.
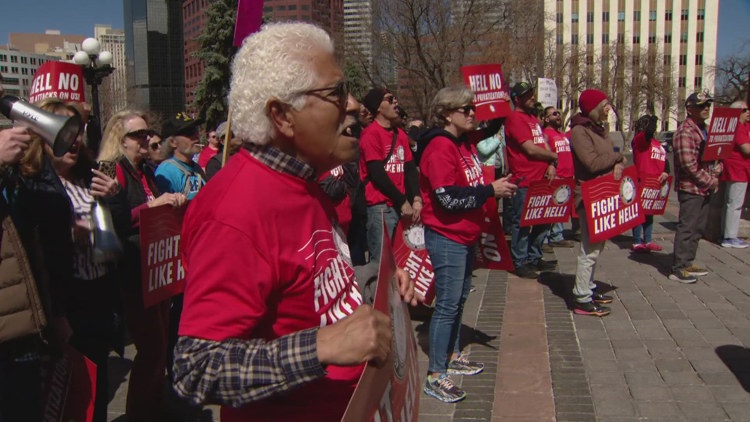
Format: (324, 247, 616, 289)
(512, 264, 539, 279)
(533, 259, 557, 271)
(541, 243, 554, 253)
(592, 292, 613, 304)
(573, 301, 610, 316)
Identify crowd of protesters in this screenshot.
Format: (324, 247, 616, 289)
(1, 20, 749, 421)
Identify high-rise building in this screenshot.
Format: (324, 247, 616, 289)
(124, 0, 185, 117)
(95, 25, 127, 122)
(544, 0, 719, 130)
(343, 0, 373, 66)
(262, 0, 343, 36)
(183, 0, 209, 112)
(0, 50, 58, 128)
(7, 30, 85, 60)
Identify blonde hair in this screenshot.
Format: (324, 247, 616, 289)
(430, 86, 475, 127)
(20, 97, 79, 177)
(98, 109, 149, 162)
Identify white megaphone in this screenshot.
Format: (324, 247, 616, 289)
(0, 95, 82, 157)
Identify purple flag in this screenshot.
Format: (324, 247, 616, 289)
(233, 0, 263, 47)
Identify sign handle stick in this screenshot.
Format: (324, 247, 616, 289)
(221, 109, 232, 168)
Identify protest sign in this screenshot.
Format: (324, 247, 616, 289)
(393, 221, 435, 305)
(520, 179, 574, 227)
(233, 0, 264, 47)
(42, 346, 97, 422)
(475, 211, 514, 271)
(581, 166, 645, 243)
(343, 221, 420, 422)
(139, 204, 187, 308)
(29, 61, 85, 103)
(461, 64, 511, 120)
(537, 78, 558, 109)
(639, 175, 672, 215)
(703, 107, 742, 161)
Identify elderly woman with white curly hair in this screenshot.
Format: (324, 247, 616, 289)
(172, 22, 417, 422)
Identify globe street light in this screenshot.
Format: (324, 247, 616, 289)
(73, 37, 114, 152)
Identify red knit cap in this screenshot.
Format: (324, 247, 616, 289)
(578, 89, 608, 115)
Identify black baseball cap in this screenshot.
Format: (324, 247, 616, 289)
(685, 91, 714, 108)
(162, 112, 204, 138)
(511, 82, 534, 99)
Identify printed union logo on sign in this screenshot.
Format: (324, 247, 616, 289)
(520, 179, 575, 227)
(639, 175, 672, 215)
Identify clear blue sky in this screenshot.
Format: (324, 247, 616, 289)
(1, 0, 749, 58)
(0, 1, 124, 42)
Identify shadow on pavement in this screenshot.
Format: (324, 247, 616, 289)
(660, 221, 678, 232)
(107, 356, 132, 404)
(414, 321, 498, 356)
(537, 272, 618, 310)
(715, 345, 750, 392)
(627, 250, 672, 276)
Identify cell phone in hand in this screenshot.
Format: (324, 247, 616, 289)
(97, 160, 116, 179)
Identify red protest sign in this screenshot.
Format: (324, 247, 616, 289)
(233, 0, 264, 47)
(343, 220, 420, 422)
(29, 61, 85, 103)
(475, 211, 514, 271)
(42, 346, 97, 422)
(580, 166, 645, 243)
(393, 222, 435, 305)
(461, 64, 512, 120)
(703, 107, 742, 161)
(639, 175, 672, 215)
(520, 179, 575, 227)
(140, 204, 187, 308)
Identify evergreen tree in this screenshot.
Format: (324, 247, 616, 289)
(192, 0, 238, 130)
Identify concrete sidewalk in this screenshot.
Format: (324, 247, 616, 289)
(107, 213, 750, 421)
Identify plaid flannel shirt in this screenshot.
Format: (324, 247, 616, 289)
(172, 144, 327, 407)
(673, 117, 723, 196)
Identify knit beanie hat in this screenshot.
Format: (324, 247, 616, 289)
(363, 88, 389, 116)
(578, 89, 608, 116)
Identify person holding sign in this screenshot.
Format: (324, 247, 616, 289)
(98, 110, 187, 422)
(569, 89, 623, 316)
(542, 106, 575, 249)
(504, 82, 559, 279)
(720, 101, 750, 249)
(631, 115, 670, 252)
(670, 92, 722, 283)
(359, 87, 422, 262)
(173, 23, 417, 422)
(418, 86, 517, 403)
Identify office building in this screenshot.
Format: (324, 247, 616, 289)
(95, 25, 127, 122)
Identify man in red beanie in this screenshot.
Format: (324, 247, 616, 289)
(504, 82, 559, 278)
(669, 91, 722, 283)
(359, 87, 421, 261)
(568, 88, 622, 316)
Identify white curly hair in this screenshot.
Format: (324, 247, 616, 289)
(229, 22, 334, 145)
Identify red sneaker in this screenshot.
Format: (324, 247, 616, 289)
(644, 242, 662, 251)
(631, 243, 649, 253)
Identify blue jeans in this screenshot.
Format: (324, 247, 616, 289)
(632, 215, 654, 244)
(425, 227, 474, 374)
(510, 187, 549, 267)
(548, 222, 565, 242)
(366, 203, 400, 262)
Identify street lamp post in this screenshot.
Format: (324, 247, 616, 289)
(73, 37, 114, 153)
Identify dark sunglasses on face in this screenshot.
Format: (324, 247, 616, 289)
(126, 129, 159, 142)
(298, 80, 350, 110)
(455, 105, 476, 116)
(149, 142, 161, 151)
(547, 111, 560, 117)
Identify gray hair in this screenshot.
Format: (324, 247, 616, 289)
(229, 22, 334, 145)
(430, 86, 475, 127)
(730, 100, 748, 109)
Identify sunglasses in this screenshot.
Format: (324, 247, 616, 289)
(126, 129, 159, 142)
(455, 105, 476, 116)
(297, 80, 350, 110)
(148, 142, 161, 151)
(547, 111, 560, 117)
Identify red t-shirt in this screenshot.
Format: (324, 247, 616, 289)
(359, 122, 412, 206)
(504, 110, 548, 187)
(722, 122, 750, 182)
(179, 150, 363, 422)
(420, 135, 487, 245)
(319, 165, 352, 233)
(631, 132, 666, 177)
(544, 127, 574, 179)
(197, 146, 219, 170)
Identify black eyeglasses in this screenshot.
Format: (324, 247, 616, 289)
(743, 108, 749, 112)
(297, 80, 350, 109)
(148, 142, 161, 151)
(125, 129, 159, 142)
(547, 111, 560, 117)
(454, 105, 476, 116)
